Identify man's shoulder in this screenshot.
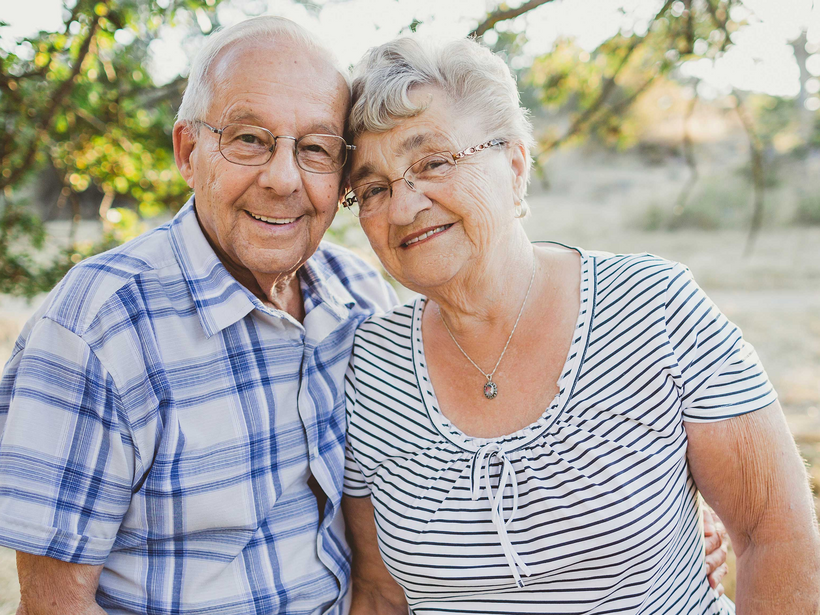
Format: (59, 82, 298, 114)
(313, 241, 380, 282)
(41, 222, 179, 337)
(312, 241, 397, 312)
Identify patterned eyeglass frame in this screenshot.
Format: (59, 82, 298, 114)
(343, 138, 508, 215)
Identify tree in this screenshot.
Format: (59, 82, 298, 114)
(0, 0, 222, 297)
(1, 0, 814, 298)
(473, 0, 811, 253)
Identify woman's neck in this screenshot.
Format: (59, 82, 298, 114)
(427, 226, 536, 334)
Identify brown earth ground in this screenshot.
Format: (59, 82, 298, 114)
(0, 146, 818, 610)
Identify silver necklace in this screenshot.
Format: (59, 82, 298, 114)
(440, 256, 537, 400)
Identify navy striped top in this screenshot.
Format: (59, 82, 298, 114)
(344, 250, 775, 614)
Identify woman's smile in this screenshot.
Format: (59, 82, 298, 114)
(399, 223, 454, 248)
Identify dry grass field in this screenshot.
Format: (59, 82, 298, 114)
(0, 146, 817, 610)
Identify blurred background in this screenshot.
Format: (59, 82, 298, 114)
(1, 0, 819, 609)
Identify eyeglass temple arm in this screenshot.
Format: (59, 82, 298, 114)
(196, 121, 222, 135)
(453, 138, 507, 161)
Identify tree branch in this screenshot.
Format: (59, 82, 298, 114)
(1, 2, 107, 191)
(735, 92, 766, 256)
(469, 0, 557, 38)
(674, 91, 699, 213)
(703, 0, 733, 53)
(535, 0, 674, 157)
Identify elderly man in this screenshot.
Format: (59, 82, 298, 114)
(0, 16, 394, 614)
(0, 15, 730, 615)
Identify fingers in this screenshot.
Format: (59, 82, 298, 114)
(707, 561, 729, 589)
(705, 540, 727, 575)
(703, 505, 717, 537)
(703, 504, 730, 592)
(703, 526, 722, 556)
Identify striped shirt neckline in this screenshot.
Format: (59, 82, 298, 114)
(411, 245, 594, 453)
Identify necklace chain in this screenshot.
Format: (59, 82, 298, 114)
(440, 255, 537, 399)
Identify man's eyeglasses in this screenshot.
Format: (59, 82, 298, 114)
(343, 138, 508, 218)
(199, 122, 354, 174)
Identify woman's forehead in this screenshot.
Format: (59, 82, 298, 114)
(350, 110, 471, 173)
(350, 126, 453, 184)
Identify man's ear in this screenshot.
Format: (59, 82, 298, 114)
(173, 121, 197, 189)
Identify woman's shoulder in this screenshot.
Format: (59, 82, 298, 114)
(356, 295, 419, 334)
(534, 241, 688, 292)
(574, 247, 690, 287)
(352, 295, 423, 358)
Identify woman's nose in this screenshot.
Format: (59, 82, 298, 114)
(387, 179, 432, 226)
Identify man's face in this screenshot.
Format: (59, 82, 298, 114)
(174, 40, 349, 291)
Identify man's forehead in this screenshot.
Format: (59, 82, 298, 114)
(207, 40, 349, 133)
(221, 108, 343, 135)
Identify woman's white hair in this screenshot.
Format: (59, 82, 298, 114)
(349, 37, 535, 191)
(177, 16, 349, 124)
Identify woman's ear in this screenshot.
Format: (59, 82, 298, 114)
(509, 141, 528, 201)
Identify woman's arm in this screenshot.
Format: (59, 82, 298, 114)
(686, 400, 820, 613)
(342, 495, 409, 615)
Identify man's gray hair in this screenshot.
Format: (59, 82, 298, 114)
(349, 37, 535, 188)
(177, 16, 350, 124)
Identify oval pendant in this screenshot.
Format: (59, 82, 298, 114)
(483, 380, 498, 400)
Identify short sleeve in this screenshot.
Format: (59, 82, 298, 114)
(665, 263, 777, 422)
(0, 318, 135, 564)
(343, 358, 371, 498)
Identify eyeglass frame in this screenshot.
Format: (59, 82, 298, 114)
(197, 121, 356, 174)
(342, 137, 508, 217)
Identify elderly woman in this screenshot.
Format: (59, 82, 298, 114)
(339, 37, 820, 614)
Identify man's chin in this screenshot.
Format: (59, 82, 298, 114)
(242, 248, 313, 281)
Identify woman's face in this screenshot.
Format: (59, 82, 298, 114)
(350, 86, 527, 292)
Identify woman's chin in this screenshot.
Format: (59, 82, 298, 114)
(390, 261, 463, 295)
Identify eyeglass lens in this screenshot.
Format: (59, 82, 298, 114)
(218, 124, 347, 173)
(347, 152, 457, 217)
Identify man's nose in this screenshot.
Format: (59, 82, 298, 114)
(386, 179, 431, 226)
(258, 137, 301, 195)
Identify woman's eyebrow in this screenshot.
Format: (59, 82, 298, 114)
(350, 133, 446, 186)
(350, 164, 378, 186)
(397, 133, 433, 156)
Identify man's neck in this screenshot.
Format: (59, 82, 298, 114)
(222, 261, 307, 323)
(263, 274, 306, 323)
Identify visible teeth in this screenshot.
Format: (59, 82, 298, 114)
(250, 213, 297, 224)
(404, 225, 449, 246)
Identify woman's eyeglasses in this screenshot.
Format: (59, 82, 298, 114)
(343, 138, 507, 218)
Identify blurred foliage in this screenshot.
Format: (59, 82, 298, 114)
(2, 0, 820, 297)
(512, 0, 746, 155)
(637, 176, 751, 231)
(795, 192, 820, 226)
(0, 0, 223, 297)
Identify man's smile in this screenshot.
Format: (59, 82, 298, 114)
(246, 211, 303, 226)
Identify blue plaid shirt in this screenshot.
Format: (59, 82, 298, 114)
(0, 199, 396, 614)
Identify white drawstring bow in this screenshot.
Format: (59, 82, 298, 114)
(469, 443, 531, 587)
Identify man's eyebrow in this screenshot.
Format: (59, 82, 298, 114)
(221, 113, 342, 137)
(224, 111, 265, 125)
(308, 123, 344, 136)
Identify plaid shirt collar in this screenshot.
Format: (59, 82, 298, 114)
(169, 198, 355, 338)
